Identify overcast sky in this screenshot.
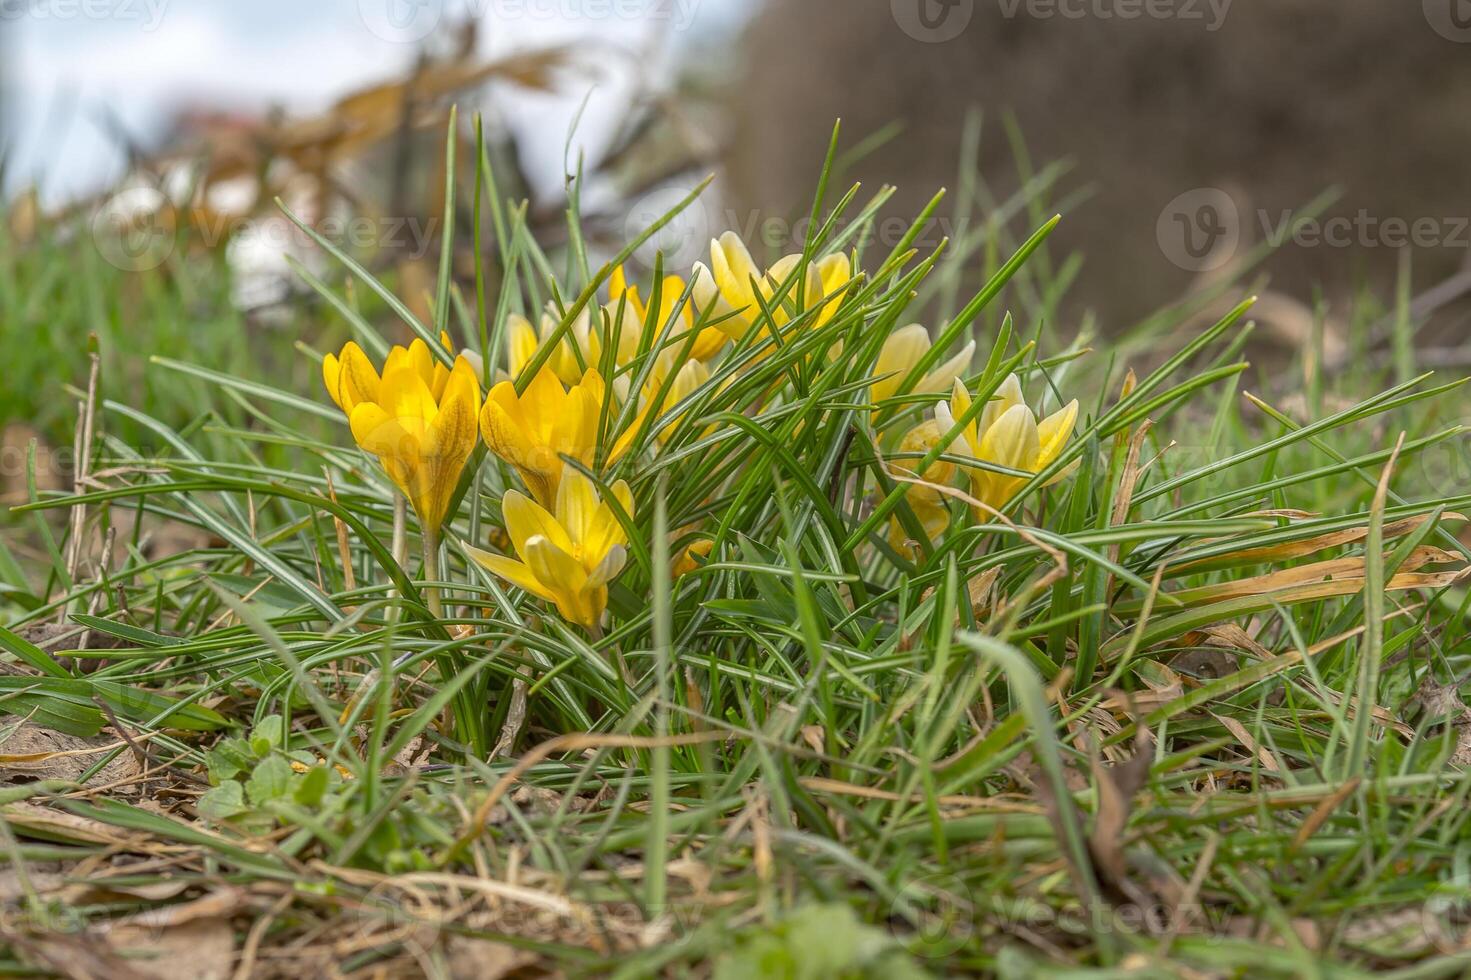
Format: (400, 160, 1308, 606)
(1, 0, 753, 204)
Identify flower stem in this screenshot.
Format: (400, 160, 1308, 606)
(388, 494, 408, 624)
(391, 495, 408, 576)
(421, 523, 443, 619)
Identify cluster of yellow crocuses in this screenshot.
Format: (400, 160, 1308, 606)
(321, 232, 1079, 628)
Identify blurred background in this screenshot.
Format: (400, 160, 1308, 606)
(2, 0, 1470, 449)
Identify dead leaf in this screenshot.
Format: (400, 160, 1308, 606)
(0, 870, 65, 903)
(446, 936, 537, 979)
(1210, 713, 1280, 772)
(1104, 660, 1184, 712)
(1, 802, 131, 845)
(106, 887, 248, 931)
(1291, 779, 1361, 852)
(0, 724, 143, 792)
(1172, 512, 1466, 575)
(1141, 547, 1461, 610)
(104, 918, 235, 980)
(1088, 726, 1154, 887)
(65, 878, 192, 904)
(967, 566, 1002, 617)
(10, 932, 152, 980)
(1407, 673, 1471, 768)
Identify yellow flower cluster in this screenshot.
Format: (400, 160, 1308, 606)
(322, 335, 480, 535)
(321, 231, 1080, 627)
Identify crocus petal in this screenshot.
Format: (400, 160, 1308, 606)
(520, 367, 567, 444)
(502, 491, 574, 560)
(349, 402, 417, 462)
(465, 546, 557, 602)
(556, 468, 599, 550)
(525, 534, 593, 623)
(458, 348, 485, 378)
(583, 479, 633, 562)
(945, 378, 979, 452)
(542, 306, 597, 386)
(979, 374, 1025, 435)
(692, 261, 741, 338)
(378, 362, 439, 430)
(764, 254, 823, 327)
(934, 398, 957, 436)
(418, 358, 481, 529)
(568, 305, 599, 366)
(607, 416, 642, 465)
(608, 265, 633, 305)
(922, 339, 976, 394)
(975, 403, 1041, 512)
(561, 383, 598, 468)
(600, 300, 643, 365)
(402, 338, 435, 389)
(888, 494, 952, 554)
(651, 359, 708, 444)
(979, 404, 1040, 472)
(898, 419, 957, 490)
(813, 252, 852, 325)
(872, 324, 931, 404)
(659, 274, 693, 325)
(479, 395, 544, 474)
(322, 353, 343, 411)
(712, 232, 761, 308)
(689, 326, 728, 361)
(333, 342, 382, 413)
(585, 544, 627, 588)
(1036, 399, 1080, 469)
(506, 313, 538, 378)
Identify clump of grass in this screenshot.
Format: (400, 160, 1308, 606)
(1, 118, 1470, 978)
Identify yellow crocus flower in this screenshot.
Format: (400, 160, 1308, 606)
(609, 354, 711, 461)
(479, 366, 606, 508)
(504, 305, 599, 387)
(609, 265, 726, 363)
(467, 470, 633, 629)
(322, 337, 481, 534)
(870, 323, 977, 406)
(691, 231, 852, 343)
(650, 357, 710, 444)
(672, 534, 713, 578)
(886, 419, 959, 551)
(933, 374, 1080, 515)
